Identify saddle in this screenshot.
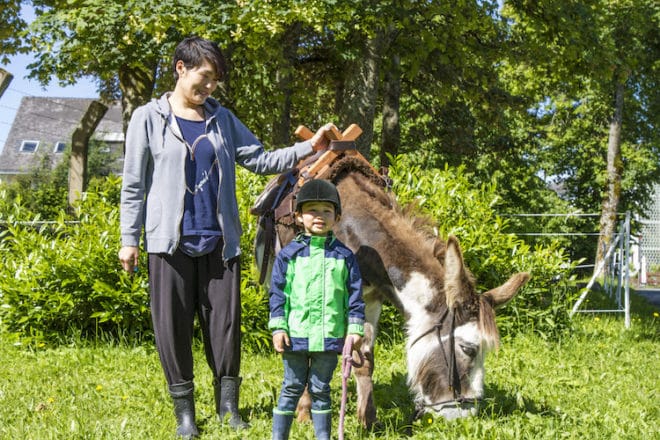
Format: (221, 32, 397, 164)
(250, 123, 384, 284)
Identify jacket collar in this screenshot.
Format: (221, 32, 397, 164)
(295, 232, 336, 247)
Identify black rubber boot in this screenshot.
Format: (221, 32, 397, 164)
(311, 410, 331, 440)
(272, 411, 294, 440)
(169, 381, 199, 438)
(214, 376, 250, 429)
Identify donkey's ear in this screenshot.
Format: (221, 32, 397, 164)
(444, 236, 469, 308)
(483, 272, 530, 308)
(432, 238, 445, 261)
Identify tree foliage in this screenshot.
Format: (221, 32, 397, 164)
(25, 0, 226, 128)
(12, 0, 660, 261)
(500, 0, 660, 263)
(0, 0, 26, 63)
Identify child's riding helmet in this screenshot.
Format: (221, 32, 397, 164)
(295, 179, 342, 215)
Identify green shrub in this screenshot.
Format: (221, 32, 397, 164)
(0, 157, 576, 346)
(0, 141, 120, 219)
(0, 176, 151, 343)
(235, 170, 272, 352)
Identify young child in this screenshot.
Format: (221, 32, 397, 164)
(268, 179, 365, 440)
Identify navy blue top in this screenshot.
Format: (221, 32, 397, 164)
(176, 116, 221, 256)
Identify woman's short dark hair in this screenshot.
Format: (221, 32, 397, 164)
(172, 36, 227, 81)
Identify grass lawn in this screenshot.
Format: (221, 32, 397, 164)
(1, 292, 658, 439)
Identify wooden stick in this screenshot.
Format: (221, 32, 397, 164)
(305, 150, 341, 176)
(297, 150, 342, 185)
(341, 124, 362, 141)
(295, 125, 314, 140)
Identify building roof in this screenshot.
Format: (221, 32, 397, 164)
(0, 96, 123, 177)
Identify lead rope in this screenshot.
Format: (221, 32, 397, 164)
(339, 338, 364, 440)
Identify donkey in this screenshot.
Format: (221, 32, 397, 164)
(255, 155, 530, 427)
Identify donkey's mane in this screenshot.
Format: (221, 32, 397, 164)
(328, 156, 439, 240)
(331, 157, 441, 264)
(327, 155, 383, 186)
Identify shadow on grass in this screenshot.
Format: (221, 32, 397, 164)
(360, 371, 562, 437)
(631, 289, 660, 312)
(370, 371, 416, 436)
(482, 382, 558, 418)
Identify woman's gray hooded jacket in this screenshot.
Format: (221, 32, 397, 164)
(120, 93, 313, 261)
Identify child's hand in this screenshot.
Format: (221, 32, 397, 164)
(272, 332, 290, 353)
(349, 334, 362, 352)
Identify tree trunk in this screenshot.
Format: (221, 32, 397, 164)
(216, 42, 235, 111)
(118, 63, 157, 138)
(68, 101, 107, 207)
(272, 23, 301, 147)
(339, 30, 385, 159)
(0, 68, 13, 99)
(594, 80, 624, 273)
(380, 53, 400, 168)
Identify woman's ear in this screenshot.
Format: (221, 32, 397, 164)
(175, 59, 186, 76)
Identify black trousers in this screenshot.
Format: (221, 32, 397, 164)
(148, 241, 242, 386)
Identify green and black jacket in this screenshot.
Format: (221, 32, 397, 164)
(268, 233, 365, 353)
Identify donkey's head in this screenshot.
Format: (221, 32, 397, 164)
(406, 236, 529, 420)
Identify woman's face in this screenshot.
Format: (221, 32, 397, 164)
(174, 58, 219, 107)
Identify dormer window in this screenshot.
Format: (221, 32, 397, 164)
(19, 140, 39, 153)
(53, 141, 66, 153)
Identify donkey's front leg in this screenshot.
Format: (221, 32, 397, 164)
(354, 297, 382, 429)
(296, 387, 312, 422)
(354, 340, 377, 428)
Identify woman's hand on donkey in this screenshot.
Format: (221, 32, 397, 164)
(310, 123, 340, 151)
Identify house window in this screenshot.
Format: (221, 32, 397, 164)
(19, 140, 39, 153)
(53, 141, 67, 153)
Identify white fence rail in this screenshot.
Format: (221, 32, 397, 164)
(569, 212, 631, 328)
(507, 212, 631, 328)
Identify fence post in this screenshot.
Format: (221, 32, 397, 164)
(570, 211, 631, 328)
(624, 211, 631, 328)
(571, 235, 620, 317)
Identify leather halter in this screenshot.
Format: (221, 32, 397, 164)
(409, 306, 480, 414)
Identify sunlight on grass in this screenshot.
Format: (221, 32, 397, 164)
(1, 297, 658, 439)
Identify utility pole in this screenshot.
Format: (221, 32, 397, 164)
(0, 68, 13, 99)
(68, 100, 107, 207)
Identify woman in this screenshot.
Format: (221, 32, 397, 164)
(118, 36, 335, 438)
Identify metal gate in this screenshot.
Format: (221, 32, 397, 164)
(639, 184, 660, 268)
(508, 211, 632, 329)
(570, 212, 631, 328)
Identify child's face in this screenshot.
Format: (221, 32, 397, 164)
(296, 201, 338, 236)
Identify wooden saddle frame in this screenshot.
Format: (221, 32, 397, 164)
(250, 123, 383, 284)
